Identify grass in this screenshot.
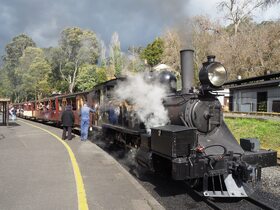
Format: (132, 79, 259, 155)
(224, 118, 280, 154)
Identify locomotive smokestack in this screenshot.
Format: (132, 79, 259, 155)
(180, 49, 194, 94)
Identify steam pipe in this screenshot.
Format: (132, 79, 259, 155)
(180, 49, 194, 94)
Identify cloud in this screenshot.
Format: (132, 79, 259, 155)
(0, 0, 189, 55)
(1, 0, 279, 57)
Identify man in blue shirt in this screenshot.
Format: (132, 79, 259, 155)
(80, 102, 96, 141)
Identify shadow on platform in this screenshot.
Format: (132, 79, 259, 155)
(0, 122, 21, 127)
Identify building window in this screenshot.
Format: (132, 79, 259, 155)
(257, 92, 267, 112)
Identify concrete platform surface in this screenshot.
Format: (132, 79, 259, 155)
(0, 119, 164, 210)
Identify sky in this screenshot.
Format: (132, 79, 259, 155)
(0, 0, 279, 56)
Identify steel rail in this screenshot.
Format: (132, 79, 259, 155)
(184, 184, 223, 210)
(244, 197, 277, 210)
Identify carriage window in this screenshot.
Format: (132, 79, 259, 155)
(68, 97, 77, 110)
(62, 98, 67, 108)
(106, 86, 114, 99)
(52, 100, 56, 110)
(91, 90, 101, 106)
(31, 103, 35, 110)
(45, 101, 49, 110)
(58, 99, 62, 111)
(36, 102, 42, 110)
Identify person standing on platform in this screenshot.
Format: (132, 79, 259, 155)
(61, 104, 75, 140)
(9, 106, 16, 121)
(80, 102, 96, 141)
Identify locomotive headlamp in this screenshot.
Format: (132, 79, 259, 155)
(199, 56, 227, 89)
(207, 63, 227, 87)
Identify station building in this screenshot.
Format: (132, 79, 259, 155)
(224, 72, 280, 113)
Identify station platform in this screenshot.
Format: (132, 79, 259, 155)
(0, 119, 164, 210)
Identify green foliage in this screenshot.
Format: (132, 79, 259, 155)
(109, 32, 123, 77)
(140, 37, 164, 67)
(224, 118, 280, 153)
(3, 34, 36, 68)
(0, 68, 12, 97)
(58, 27, 100, 93)
(2, 34, 36, 101)
(76, 64, 97, 91)
(96, 67, 107, 84)
(76, 64, 108, 91)
(17, 47, 52, 100)
(44, 47, 67, 93)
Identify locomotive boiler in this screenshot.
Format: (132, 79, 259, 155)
(101, 49, 277, 197)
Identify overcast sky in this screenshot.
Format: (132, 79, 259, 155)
(0, 0, 279, 56)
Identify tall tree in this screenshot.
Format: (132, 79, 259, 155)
(76, 64, 97, 91)
(161, 29, 181, 73)
(109, 32, 123, 77)
(16, 47, 52, 101)
(0, 68, 12, 98)
(126, 46, 145, 73)
(44, 47, 68, 93)
(218, 0, 278, 35)
(2, 34, 36, 101)
(140, 37, 164, 67)
(99, 40, 107, 68)
(58, 27, 100, 93)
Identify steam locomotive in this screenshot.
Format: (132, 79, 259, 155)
(16, 49, 277, 197)
(99, 49, 277, 197)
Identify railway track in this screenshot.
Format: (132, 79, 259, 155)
(244, 196, 277, 210)
(186, 184, 277, 210)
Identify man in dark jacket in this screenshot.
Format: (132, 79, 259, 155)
(61, 104, 75, 140)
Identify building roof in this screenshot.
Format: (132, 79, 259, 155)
(224, 72, 280, 90)
(153, 64, 172, 71)
(0, 98, 10, 102)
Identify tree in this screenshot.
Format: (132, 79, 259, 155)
(2, 34, 36, 101)
(191, 16, 222, 84)
(99, 40, 107, 68)
(76, 64, 97, 91)
(16, 47, 52, 101)
(95, 67, 108, 84)
(44, 47, 69, 93)
(59, 27, 100, 93)
(140, 37, 164, 67)
(161, 29, 181, 73)
(121, 46, 146, 73)
(109, 32, 123, 77)
(0, 68, 12, 98)
(218, 0, 278, 35)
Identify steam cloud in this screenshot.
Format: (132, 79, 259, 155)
(114, 73, 170, 133)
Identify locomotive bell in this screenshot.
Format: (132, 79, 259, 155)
(199, 55, 227, 89)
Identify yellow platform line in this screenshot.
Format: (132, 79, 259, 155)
(20, 120, 89, 210)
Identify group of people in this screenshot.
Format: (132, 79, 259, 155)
(61, 101, 96, 141)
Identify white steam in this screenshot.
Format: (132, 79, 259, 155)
(114, 73, 170, 133)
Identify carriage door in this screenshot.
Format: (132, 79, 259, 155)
(76, 95, 84, 111)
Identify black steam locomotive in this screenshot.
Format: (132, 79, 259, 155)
(97, 49, 277, 197)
